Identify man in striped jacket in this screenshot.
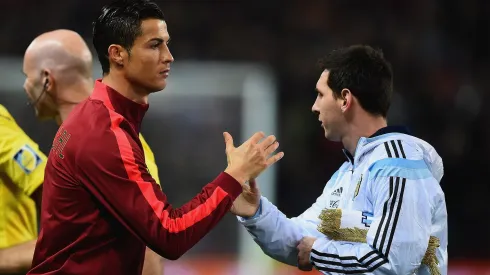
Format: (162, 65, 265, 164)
(233, 45, 447, 274)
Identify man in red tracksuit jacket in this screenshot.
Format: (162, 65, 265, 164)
(27, 0, 284, 274)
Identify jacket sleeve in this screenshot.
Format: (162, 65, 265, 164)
(310, 158, 437, 274)
(0, 115, 46, 196)
(76, 127, 242, 260)
(237, 172, 339, 266)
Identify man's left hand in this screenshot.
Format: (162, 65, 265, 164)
(230, 178, 261, 217)
(297, 236, 317, 271)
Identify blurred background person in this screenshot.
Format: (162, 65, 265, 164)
(0, 104, 45, 274)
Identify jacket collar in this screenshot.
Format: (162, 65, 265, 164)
(91, 79, 149, 133)
(342, 126, 412, 164)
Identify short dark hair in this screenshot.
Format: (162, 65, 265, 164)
(92, 0, 165, 74)
(319, 45, 393, 117)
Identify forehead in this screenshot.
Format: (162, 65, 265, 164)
(137, 19, 168, 41)
(23, 48, 37, 73)
(316, 70, 330, 90)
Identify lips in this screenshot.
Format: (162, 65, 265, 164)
(160, 69, 170, 77)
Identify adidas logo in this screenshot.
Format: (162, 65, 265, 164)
(331, 187, 343, 197)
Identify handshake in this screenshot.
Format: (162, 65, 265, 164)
(222, 131, 283, 218)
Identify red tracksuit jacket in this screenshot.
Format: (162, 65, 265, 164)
(28, 80, 242, 275)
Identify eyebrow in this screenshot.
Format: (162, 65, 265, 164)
(148, 37, 170, 43)
(148, 38, 163, 43)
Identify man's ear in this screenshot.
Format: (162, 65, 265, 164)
(108, 44, 127, 67)
(340, 88, 352, 112)
(41, 69, 55, 93)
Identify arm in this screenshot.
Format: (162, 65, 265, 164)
(77, 133, 242, 260)
(237, 178, 335, 266)
(309, 160, 435, 274)
(0, 117, 46, 272)
(0, 174, 44, 274)
(0, 240, 36, 274)
(142, 247, 163, 275)
(0, 118, 46, 197)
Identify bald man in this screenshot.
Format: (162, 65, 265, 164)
(19, 29, 164, 275)
(22, 29, 93, 124)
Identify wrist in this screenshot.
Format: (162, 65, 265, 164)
(224, 167, 248, 185)
(245, 199, 262, 219)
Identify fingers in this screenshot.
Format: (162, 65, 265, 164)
(297, 239, 313, 271)
(264, 141, 279, 156)
(223, 132, 234, 152)
(247, 131, 265, 145)
(258, 135, 276, 151)
(249, 178, 257, 190)
(298, 264, 313, 272)
(241, 184, 251, 192)
(266, 152, 284, 166)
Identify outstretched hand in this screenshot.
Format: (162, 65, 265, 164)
(223, 131, 283, 185)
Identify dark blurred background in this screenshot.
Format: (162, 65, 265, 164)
(1, 0, 489, 273)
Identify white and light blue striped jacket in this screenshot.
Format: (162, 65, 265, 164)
(238, 127, 448, 275)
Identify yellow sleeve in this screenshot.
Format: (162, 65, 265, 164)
(139, 134, 161, 186)
(0, 105, 47, 196)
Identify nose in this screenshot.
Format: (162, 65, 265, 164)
(162, 45, 174, 64)
(312, 102, 319, 114)
(23, 80, 29, 94)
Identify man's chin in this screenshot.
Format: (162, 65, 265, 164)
(155, 81, 167, 92)
(323, 128, 330, 139)
(323, 129, 341, 142)
(146, 82, 167, 94)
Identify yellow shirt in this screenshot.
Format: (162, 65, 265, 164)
(0, 104, 46, 248)
(0, 104, 160, 249)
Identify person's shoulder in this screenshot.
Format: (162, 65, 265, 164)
(0, 104, 16, 124)
(0, 104, 11, 117)
(64, 98, 109, 131)
(363, 132, 433, 164)
(0, 104, 35, 144)
(60, 100, 115, 153)
(361, 133, 424, 174)
(364, 134, 443, 183)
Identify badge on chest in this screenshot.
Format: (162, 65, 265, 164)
(329, 187, 343, 208)
(352, 174, 363, 200)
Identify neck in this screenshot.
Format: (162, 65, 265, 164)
(102, 73, 149, 104)
(57, 104, 77, 125)
(341, 115, 387, 156)
(56, 79, 93, 124)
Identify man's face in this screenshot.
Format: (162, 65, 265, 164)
(22, 57, 57, 120)
(312, 71, 345, 141)
(124, 19, 173, 94)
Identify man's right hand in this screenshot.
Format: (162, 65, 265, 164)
(223, 131, 283, 185)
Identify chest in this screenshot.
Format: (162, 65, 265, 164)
(323, 163, 372, 212)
